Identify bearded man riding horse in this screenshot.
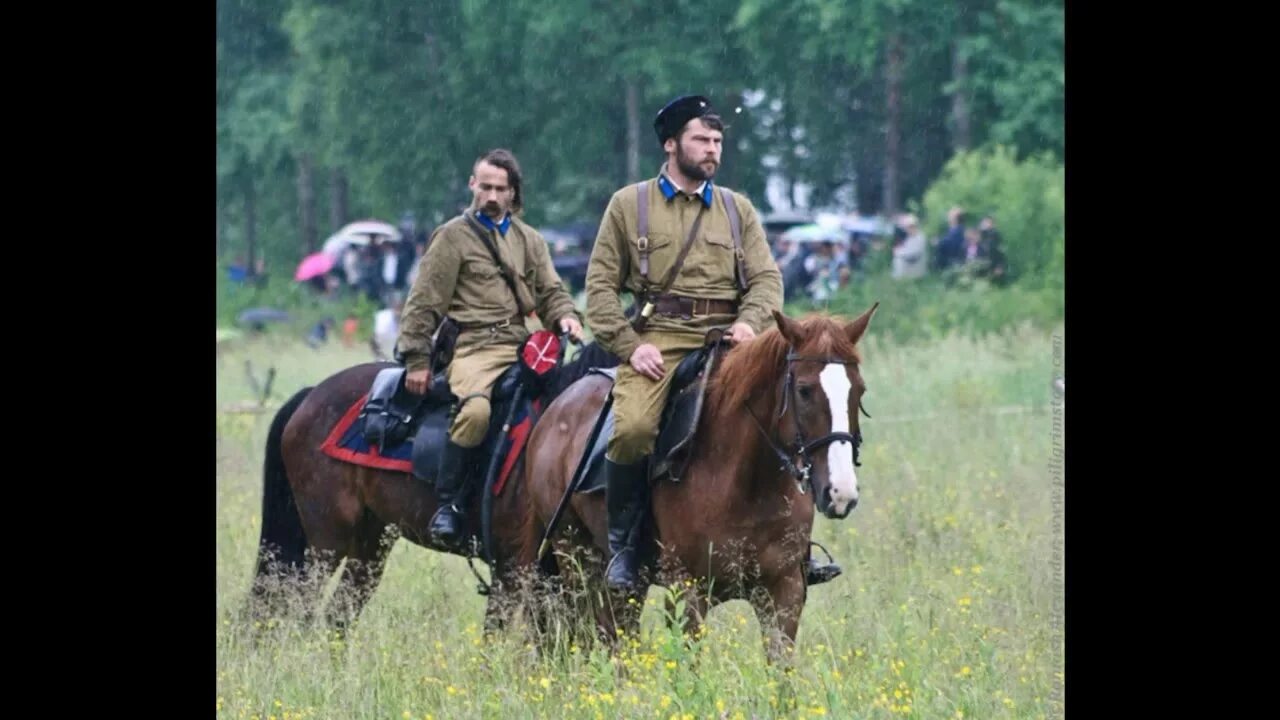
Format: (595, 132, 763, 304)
(579, 95, 844, 591)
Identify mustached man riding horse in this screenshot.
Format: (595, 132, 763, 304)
(575, 95, 843, 595)
(247, 149, 596, 634)
(396, 148, 584, 548)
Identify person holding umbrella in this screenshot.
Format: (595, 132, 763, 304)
(294, 251, 336, 294)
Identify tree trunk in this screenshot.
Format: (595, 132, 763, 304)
(882, 30, 903, 217)
(717, 89, 734, 189)
(244, 177, 257, 274)
(298, 152, 317, 253)
(855, 143, 882, 215)
(951, 38, 971, 152)
(330, 168, 348, 231)
(625, 78, 641, 183)
(216, 200, 225, 261)
(782, 81, 798, 210)
(721, 88, 744, 189)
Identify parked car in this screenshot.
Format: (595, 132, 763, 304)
(761, 210, 814, 246)
(543, 221, 598, 293)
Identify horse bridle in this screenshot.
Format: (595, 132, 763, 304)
(747, 350, 869, 495)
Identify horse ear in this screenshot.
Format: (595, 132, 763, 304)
(773, 309, 806, 345)
(845, 302, 879, 346)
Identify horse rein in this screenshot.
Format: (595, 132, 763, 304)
(746, 350, 866, 495)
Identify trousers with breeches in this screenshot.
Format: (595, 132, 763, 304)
(445, 334, 524, 448)
(605, 331, 708, 465)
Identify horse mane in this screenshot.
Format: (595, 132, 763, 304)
(708, 314, 861, 415)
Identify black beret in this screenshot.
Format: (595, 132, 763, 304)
(654, 95, 713, 144)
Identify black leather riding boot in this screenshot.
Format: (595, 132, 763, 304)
(429, 440, 473, 546)
(604, 458, 648, 591)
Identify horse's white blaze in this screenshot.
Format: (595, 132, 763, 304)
(819, 363, 858, 512)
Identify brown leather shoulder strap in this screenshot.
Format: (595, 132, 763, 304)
(461, 213, 531, 316)
(662, 206, 707, 296)
(637, 181, 649, 238)
(636, 181, 650, 284)
(632, 203, 708, 332)
(719, 187, 748, 292)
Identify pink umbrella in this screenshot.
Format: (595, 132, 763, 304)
(294, 251, 335, 282)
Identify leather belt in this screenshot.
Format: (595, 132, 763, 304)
(459, 315, 523, 332)
(651, 294, 738, 319)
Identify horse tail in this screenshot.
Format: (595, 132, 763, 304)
(252, 385, 313, 595)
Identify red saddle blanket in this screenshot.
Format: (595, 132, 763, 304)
(318, 393, 539, 496)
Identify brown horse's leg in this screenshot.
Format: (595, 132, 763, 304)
(282, 397, 369, 629)
(750, 571, 808, 664)
(482, 591, 509, 635)
(599, 584, 646, 651)
(291, 482, 364, 629)
(501, 530, 599, 654)
(482, 454, 548, 640)
(515, 536, 573, 651)
(656, 560, 709, 650)
(326, 511, 397, 634)
(482, 558, 525, 637)
(564, 540, 619, 648)
(299, 548, 343, 628)
(664, 583, 708, 641)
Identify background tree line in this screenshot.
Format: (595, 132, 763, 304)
(217, 0, 1062, 285)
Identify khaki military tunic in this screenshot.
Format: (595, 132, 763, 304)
(397, 212, 580, 447)
(584, 168, 783, 463)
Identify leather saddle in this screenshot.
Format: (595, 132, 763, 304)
(356, 362, 527, 483)
(574, 330, 731, 494)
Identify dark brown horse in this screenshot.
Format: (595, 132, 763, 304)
(520, 306, 877, 659)
(246, 341, 618, 634)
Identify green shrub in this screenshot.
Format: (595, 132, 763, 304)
(916, 145, 1064, 287)
(792, 272, 1063, 346)
(216, 264, 380, 340)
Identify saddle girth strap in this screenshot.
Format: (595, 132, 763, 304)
(719, 187, 748, 292)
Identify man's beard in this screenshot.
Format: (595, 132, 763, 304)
(676, 145, 718, 182)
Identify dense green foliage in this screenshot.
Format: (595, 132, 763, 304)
(217, 0, 1064, 280)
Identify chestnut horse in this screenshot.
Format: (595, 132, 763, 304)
(245, 341, 618, 634)
(520, 305, 878, 659)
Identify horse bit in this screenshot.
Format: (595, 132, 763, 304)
(747, 350, 869, 495)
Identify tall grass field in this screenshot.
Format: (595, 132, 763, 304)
(216, 319, 1065, 720)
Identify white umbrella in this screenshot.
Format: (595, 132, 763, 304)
(322, 234, 368, 258)
(322, 219, 403, 257)
(841, 215, 888, 235)
(781, 224, 848, 245)
(338, 220, 401, 240)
